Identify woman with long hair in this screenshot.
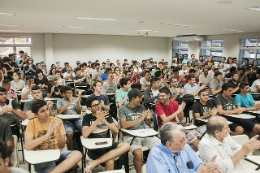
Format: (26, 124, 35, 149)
(249, 60, 258, 85)
(49, 68, 56, 75)
(24, 57, 37, 77)
(113, 67, 121, 84)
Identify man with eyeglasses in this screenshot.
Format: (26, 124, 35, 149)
(156, 87, 200, 150)
(146, 122, 220, 173)
(182, 54, 190, 64)
(82, 96, 130, 172)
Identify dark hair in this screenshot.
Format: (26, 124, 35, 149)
(0, 139, 11, 160)
(92, 80, 102, 88)
(2, 79, 11, 85)
(85, 96, 99, 107)
(154, 71, 162, 77)
(231, 72, 238, 78)
(129, 67, 134, 71)
(36, 63, 40, 66)
(239, 67, 245, 72)
(102, 62, 106, 65)
(214, 71, 222, 77)
(63, 85, 72, 93)
(106, 71, 113, 76)
(36, 69, 43, 75)
(124, 70, 131, 76)
(244, 58, 249, 62)
(19, 50, 24, 54)
(144, 71, 150, 75)
(172, 67, 179, 73)
(222, 57, 226, 60)
(159, 87, 171, 95)
(222, 83, 233, 91)
(239, 81, 249, 90)
(55, 70, 61, 74)
(230, 66, 237, 73)
(120, 77, 130, 87)
(32, 100, 47, 114)
(49, 68, 56, 75)
(25, 76, 34, 81)
(232, 57, 237, 60)
(95, 63, 100, 66)
(105, 67, 112, 73)
(64, 62, 69, 65)
(31, 85, 41, 91)
(191, 54, 195, 57)
(150, 77, 160, 86)
(187, 74, 195, 81)
(198, 88, 208, 96)
(75, 67, 81, 72)
(189, 69, 195, 73)
(2, 57, 11, 63)
(0, 87, 7, 92)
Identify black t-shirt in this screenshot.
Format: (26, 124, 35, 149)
(193, 100, 214, 125)
(47, 85, 63, 98)
(34, 77, 49, 87)
(82, 113, 113, 138)
(227, 80, 240, 94)
(74, 75, 87, 86)
(4, 64, 13, 79)
(19, 60, 26, 71)
(10, 61, 19, 72)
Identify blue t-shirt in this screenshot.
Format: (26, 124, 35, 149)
(182, 58, 190, 64)
(90, 93, 110, 106)
(234, 93, 255, 108)
(100, 73, 107, 80)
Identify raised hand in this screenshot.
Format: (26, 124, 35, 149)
(47, 101, 53, 109)
(242, 135, 260, 154)
(96, 110, 109, 122)
(46, 120, 54, 137)
(76, 94, 81, 103)
(177, 102, 186, 113)
(146, 109, 154, 119)
(140, 110, 148, 121)
(53, 120, 62, 134)
(197, 155, 220, 173)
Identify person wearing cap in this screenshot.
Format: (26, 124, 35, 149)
(21, 76, 35, 100)
(119, 88, 160, 173)
(47, 75, 63, 98)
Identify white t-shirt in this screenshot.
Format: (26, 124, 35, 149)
(140, 77, 150, 87)
(151, 89, 159, 97)
(21, 86, 33, 100)
(199, 74, 211, 84)
(63, 72, 75, 80)
(251, 79, 260, 92)
(57, 78, 65, 86)
(179, 70, 187, 75)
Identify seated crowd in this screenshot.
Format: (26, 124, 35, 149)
(1, 51, 260, 173)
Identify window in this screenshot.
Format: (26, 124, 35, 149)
(0, 37, 32, 57)
(239, 39, 260, 66)
(199, 40, 223, 63)
(172, 41, 189, 61)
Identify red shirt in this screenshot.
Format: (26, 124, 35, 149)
(155, 100, 179, 127)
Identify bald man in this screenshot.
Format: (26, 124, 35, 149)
(199, 116, 260, 173)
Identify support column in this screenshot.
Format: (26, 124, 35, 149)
(44, 33, 53, 70)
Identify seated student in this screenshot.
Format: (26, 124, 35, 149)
(215, 83, 260, 137)
(24, 100, 82, 173)
(116, 77, 131, 107)
(63, 66, 75, 80)
(21, 76, 35, 100)
(74, 67, 89, 93)
(169, 77, 185, 101)
(129, 66, 139, 84)
(199, 116, 260, 173)
(90, 80, 110, 111)
(184, 74, 206, 99)
(251, 70, 260, 100)
(144, 77, 160, 131)
(82, 97, 130, 172)
(124, 70, 132, 80)
(102, 72, 117, 94)
(171, 66, 185, 87)
(209, 71, 224, 96)
(0, 140, 29, 173)
(47, 75, 63, 98)
(234, 82, 260, 111)
(155, 71, 169, 88)
(140, 71, 151, 91)
(0, 117, 13, 150)
(199, 67, 211, 85)
(34, 69, 49, 98)
(56, 70, 65, 86)
(227, 72, 240, 94)
(11, 72, 25, 92)
(193, 89, 218, 134)
(155, 87, 200, 150)
(57, 86, 82, 151)
(119, 89, 160, 173)
(225, 66, 237, 78)
(184, 69, 198, 84)
(3, 79, 17, 100)
(146, 123, 220, 173)
(100, 68, 112, 83)
(239, 67, 249, 82)
(24, 85, 54, 119)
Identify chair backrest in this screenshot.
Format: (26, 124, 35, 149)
(225, 78, 231, 83)
(231, 135, 252, 155)
(189, 110, 195, 125)
(142, 164, 147, 173)
(9, 135, 19, 167)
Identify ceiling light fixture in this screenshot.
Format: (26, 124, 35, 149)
(246, 6, 260, 11)
(63, 26, 96, 29)
(74, 17, 119, 21)
(160, 23, 173, 25)
(217, 1, 232, 4)
(0, 24, 23, 26)
(0, 12, 17, 16)
(221, 29, 244, 32)
(174, 24, 193, 27)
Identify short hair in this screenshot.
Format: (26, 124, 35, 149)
(25, 76, 34, 81)
(124, 70, 131, 75)
(222, 57, 226, 60)
(129, 67, 134, 71)
(172, 67, 179, 73)
(214, 71, 222, 77)
(85, 96, 99, 107)
(19, 50, 24, 54)
(36, 69, 43, 74)
(222, 83, 233, 91)
(119, 77, 130, 87)
(189, 69, 195, 73)
(36, 63, 40, 66)
(154, 71, 162, 77)
(231, 72, 238, 78)
(159, 87, 171, 95)
(244, 58, 249, 62)
(2, 57, 11, 62)
(55, 70, 61, 74)
(160, 122, 185, 145)
(232, 57, 237, 60)
(187, 74, 195, 81)
(0, 87, 7, 92)
(150, 77, 160, 86)
(105, 67, 112, 73)
(230, 66, 237, 73)
(63, 85, 72, 93)
(95, 63, 100, 66)
(239, 67, 245, 72)
(206, 116, 225, 136)
(92, 80, 102, 88)
(102, 62, 106, 65)
(239, 81, 249, 90)
(32, 100, 47, 114)
(75, 67, 81, 72)
(144, 71, 150, 75)
(64, 62, 69, 65)
(198, 88, 208, 96)
(0, 139, 11, 160)
(31, 85, 41, 91)
(2, 79, 11, 85)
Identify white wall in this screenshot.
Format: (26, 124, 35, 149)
(0, 33, 45, 63)
(52, 34, 169, 69)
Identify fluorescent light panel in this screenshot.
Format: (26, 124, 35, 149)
(221, 29, 244, 32)
(0, 12, 17, 16)
(74, 17, 119, 21)
(247, 6, 260, 11)
(0, 24, 22, 26)
(63, 26, 96, 29)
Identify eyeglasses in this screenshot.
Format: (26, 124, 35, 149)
(0, 159, 5, 166)
(91, 103, 100, 108)
(180, 137, 186, 144)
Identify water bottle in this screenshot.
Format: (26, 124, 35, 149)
(121, 165, 125, 171)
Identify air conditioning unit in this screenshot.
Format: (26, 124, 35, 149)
(174, 35, 205, 41)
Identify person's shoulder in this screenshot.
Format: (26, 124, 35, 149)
(50, 116, 62, 122)
(170, 99, 178, 105)
(193, 100, 201, 107)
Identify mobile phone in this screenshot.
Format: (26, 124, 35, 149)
(95, 141, 108, 145)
